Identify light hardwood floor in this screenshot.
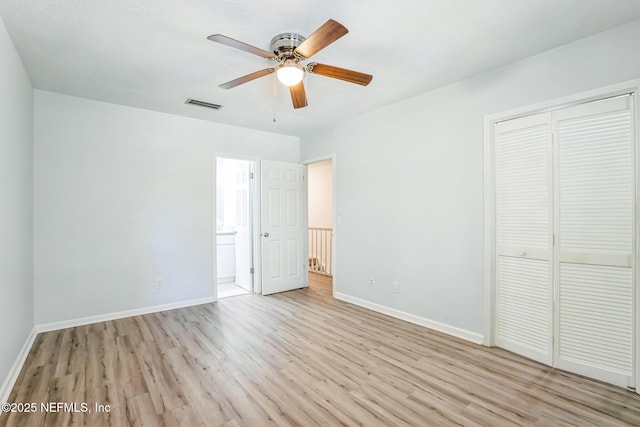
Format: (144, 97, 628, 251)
(2, 274, 640, 426)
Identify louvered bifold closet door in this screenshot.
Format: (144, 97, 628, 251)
(554, 95, 635, 387)
(494, 113, 553, 365)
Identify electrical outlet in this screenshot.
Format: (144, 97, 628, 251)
(392, 281, 400, 294)
(369, 276, 375, 287)
(155, 278, 164, 289)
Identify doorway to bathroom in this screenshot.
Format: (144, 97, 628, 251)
(216, 157, 256, 299)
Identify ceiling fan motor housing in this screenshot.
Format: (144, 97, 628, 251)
(270, 33, 306, 61)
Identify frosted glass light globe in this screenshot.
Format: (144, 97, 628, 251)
(277, 64, 304, 86)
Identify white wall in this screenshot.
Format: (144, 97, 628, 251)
(34, 90, 299, 326)
(0, 16, 34, 397)
(308, 160, 333, 229)
(300, 19, 640, 336)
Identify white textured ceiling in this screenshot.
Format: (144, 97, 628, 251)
(1, 0, 640, 136)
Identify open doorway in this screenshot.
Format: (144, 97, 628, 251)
(216, 157, 255, 299)
(307, 158, 333, 294)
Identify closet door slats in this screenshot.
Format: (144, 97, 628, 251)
(554, 95, 635, 386)
(494, 113, 553, 365)
(493, 94, 636, 387)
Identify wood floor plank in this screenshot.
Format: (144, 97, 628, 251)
(2, 273, 640, 426)
(85, 383, 125, 427)
(121, 393, 163, 426)
(314, 379, 397, 426)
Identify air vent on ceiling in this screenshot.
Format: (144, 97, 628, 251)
(185, 98, 223, 110)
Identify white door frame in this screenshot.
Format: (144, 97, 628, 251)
(303, 153, 337, 298)
(483, 79, 640, 390)
(213, 153, 262, 298)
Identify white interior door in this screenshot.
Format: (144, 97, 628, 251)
(553, 95, 636, 387)
(234, 161, 253, 291)
(494, 112, 554, 365)
(261, 160, 308, 295)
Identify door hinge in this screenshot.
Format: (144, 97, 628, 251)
(249, 172, 254, 179)
(250, 267, 255, 274)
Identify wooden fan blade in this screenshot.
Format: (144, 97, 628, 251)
(207, 34, 276, 59)
(294, 19, 348, 59)
(219, 68, 275, 89)
(289, 81, 308, 109)
(307, 63, 373, 86)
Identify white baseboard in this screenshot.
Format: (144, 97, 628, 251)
(1, 327, 37, 403)
(334, 292, 483, 345)
(36, 296, 216, 333)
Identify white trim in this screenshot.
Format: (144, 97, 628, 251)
(482, 113, 497, 346)
(254, 160, 262, 294)
(484, 80, 640, 125)
(302, 153, 337, 298)
(635, 91, 640, 395)
(0, 328, 37, 403)
(213, 155, 218, 300)
(335, 292, 483, 345)
(302, 154, 334, 165)
(35, 297, 215, 333)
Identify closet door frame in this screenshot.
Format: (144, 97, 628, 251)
(483, 79, 640, 390)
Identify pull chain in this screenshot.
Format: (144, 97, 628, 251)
(272, 73, 278, 123)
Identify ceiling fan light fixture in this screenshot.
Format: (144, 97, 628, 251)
(276, 63, 304, 86)
(209, 20, 372, 109)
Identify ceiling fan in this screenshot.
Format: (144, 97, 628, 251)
(208, 19, 373, 109)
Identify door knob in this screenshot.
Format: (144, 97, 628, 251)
(262, 232, 270, 237)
